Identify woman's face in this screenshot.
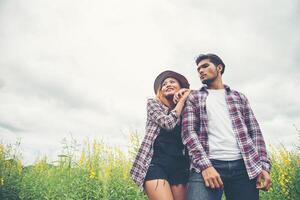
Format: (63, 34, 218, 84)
(161, 77, 181, 98)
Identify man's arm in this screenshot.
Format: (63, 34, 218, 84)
(240, 94, 272, 190)
(182, 91, 223, 189)
(182, 91, 211, 170)
(241, 93, 271, 172)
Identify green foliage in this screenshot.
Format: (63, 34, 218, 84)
(106, 166, 146, 200)
(19, 161, 104, 200)
(0, 141, 22, 200)
(259, 147, 300, 200)
(0, 131, 299, 199)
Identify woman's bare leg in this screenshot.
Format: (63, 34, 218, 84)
(171, 184, 187, 200)
(144, 179, 174, 200)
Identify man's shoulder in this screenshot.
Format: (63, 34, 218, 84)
(190, 89, 206, 95)
(190, 89, 200, 95)
(188, 89, 203, 100)
(228, 88, 248, 102)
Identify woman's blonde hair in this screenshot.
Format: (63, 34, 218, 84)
(155, 84, 176, 108)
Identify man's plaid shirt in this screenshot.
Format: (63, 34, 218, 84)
(182, 85, 271, 179)
(130, 98, 180, 189)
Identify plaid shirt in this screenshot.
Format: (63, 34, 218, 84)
(182, 85, 271, 179)
(130, 98, 180, 189)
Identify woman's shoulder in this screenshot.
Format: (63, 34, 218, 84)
(147, 97, 158, 103)
(146, 98, 169, 113)
(146, 98, 161, 108)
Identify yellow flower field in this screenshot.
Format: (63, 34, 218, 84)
(0, 133, 299, 200)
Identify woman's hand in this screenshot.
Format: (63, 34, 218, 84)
(172, 89, 191, 117)
(173, 89, 191, 104)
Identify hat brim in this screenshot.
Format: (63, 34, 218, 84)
(154, 70, 190, 94)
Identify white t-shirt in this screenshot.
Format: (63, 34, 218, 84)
(206, 89, 242, 161)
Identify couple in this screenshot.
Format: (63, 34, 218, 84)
(130, 53, 271, 200)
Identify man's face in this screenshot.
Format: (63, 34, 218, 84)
(197, 59, 221, 85)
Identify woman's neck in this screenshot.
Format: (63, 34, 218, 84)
(167, 100, 175, 109)
(165, 96, 175, 108)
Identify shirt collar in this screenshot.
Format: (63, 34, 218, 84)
(200, 84, 231, 93)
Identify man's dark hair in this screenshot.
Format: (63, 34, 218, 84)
(195, 53, 225, 74)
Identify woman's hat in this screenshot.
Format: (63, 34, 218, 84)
(153, 70, 190, 94)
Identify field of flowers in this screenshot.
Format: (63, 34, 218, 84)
(0, 132, 299, 200)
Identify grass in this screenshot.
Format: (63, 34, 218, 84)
(0, 132, 299, 200)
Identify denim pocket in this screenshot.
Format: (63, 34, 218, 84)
(189, 170, 204, 183)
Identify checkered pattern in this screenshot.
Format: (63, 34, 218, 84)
(182, 85, 271, 180)
(130, 98, 180, 189)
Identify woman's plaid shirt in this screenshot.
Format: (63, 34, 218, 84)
(182, 85, 271, 180)
(130, 98, 180, 189)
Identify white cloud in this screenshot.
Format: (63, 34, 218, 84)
(0, 0, 299, 164)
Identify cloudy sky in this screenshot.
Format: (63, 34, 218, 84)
(1, 0, 299, 164)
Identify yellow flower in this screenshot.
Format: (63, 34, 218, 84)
(17, 160, 23, 175)
(79, 151, 86, 167)
(89, 169, 96, 179)
(0, 144, 4, 156)
(0, 178, 4, 186)
(283, 157, 289, 165)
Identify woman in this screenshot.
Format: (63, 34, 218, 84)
(130, 70, 191, 200)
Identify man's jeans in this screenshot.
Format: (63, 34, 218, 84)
(187, 159, 259, 200)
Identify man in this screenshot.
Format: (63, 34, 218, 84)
(181, 54, 271, 200)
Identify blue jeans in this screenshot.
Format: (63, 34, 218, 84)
(187, 159, 259, 200)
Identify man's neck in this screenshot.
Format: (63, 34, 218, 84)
(207, 80, 224, 90)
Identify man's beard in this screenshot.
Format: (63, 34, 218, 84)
(202, 73, 218, 85)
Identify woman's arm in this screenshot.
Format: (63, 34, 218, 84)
(147, 99, 179, 130)
(147, 89, 190, 130)
(173, 89, 191, 116)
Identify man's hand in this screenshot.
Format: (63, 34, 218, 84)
(256, 170, 271, 191)
(201, 166, 224, 189)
